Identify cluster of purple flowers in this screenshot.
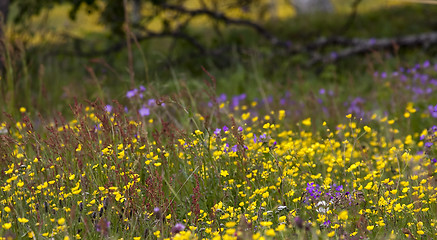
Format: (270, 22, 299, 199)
(126, 85, 146, 99)
(279, 91, 292, 106)
(231, 93, 247, 109)
(119, 86, 167, 117)
(214, 125, 243, 136)
(171, 223, 186, 234)
(214, 125, 248, 153)
(95, 218, 110, 236)
(345, 97, 366, 118)
(428, 104, 437, 118)
(208, 93, 227, 107)
(420, 125, 437, 147)
(305, 182, 322, 202)
(326, 183, 348, 200)
(305, 183, 346, 200)
(219, 143, 239, 153)
(374, 60, 437, 101)
(421, 126, 437, 163)
(253, 133, 266, 143)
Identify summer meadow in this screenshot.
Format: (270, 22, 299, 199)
(1, 0, 437, 239)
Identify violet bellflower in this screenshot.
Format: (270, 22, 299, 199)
(105, 105, 113, 113)
(139, 106, 150, 116)
(126, 89, 138, 98)
(428, 104, 437, 118)
(305, 182, 321, 201)
(214, 128, 221, 136)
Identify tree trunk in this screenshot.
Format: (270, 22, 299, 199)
(290, 0, 334, 14)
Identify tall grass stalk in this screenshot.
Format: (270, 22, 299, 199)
(3, 40, 15, 115)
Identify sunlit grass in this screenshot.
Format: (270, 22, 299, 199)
(1, 59, 437, 239)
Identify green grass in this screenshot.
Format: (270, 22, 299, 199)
(1, 3, 437, 239)
(1, 58, 437, 239)
(3, 3, 437, 116)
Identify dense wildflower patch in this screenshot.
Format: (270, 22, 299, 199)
(1, 62, 437, 239)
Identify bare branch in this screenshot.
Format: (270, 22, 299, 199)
(159, 3, 288, 47)
(306, 32, 437, 66)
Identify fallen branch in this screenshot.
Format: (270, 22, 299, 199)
(50, 29, 437, 70)
(306, 32, 437, 66)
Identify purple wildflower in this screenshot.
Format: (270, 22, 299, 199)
(332, 183, 343, 192)
(147, 99, 155, 106)
(294, 217, 304, 229)
(139, 106, 150, 116)
(231, 93, 247, 108)
(223, 143, 229, 153)
(346, 97, 365, 118)
(171, 223, 185, 234)
(217, 93, 227, 103)
(105, 105, 112, 113)
(154, 207, 161, 219)
(423, 60, 430, 68)
(306, 182, 321, 201)
(330, 52, 337, 60)
(429, 105, 437, 118)
(214, 128, 221, 136)
(126, 89, 138, 98)
(96, 218, 111, 236)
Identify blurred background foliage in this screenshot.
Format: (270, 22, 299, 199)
(1, 0, 437, 117)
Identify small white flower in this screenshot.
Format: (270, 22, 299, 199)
(315, 201, 329, 213)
